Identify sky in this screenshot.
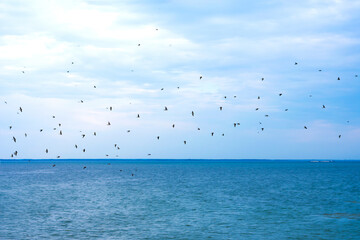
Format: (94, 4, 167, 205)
(0, 0, 360, 159)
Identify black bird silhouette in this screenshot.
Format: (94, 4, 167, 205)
(258, 96, 260, 99)
(94, 132, 96, 136)
(137, 114, 140, 118)
(197, 128, 200, 130)
(52, 164, 56, 167)
(318, 69, 322, 72)
(59, 130, 62, 135)
(337, 77, 340, 80)
(279, 93, 282, 96)
(107, 121, 111, 126)
(200, 76, 202, 80)
(222, 133, 224, 136)
(52, 116, 55, 118)
(339, 135, 342, 138)
(83, 149, 86, 152)
(13, 136, 16, 142)
(80, 100, 84, 103)
(355, 75, 358, 77)
(25, 133, 27, 137)
(255, 108, 259, 111)
(14, 151, 18, 156)
(295, 62, 298, 65)
(261, 128, 264, 131)
(94, 85, 96, 88)
(234, 123, 236, 127)
(83, 166, 86, 169)
(19, 107, 23, 112)
(322, 105, 326, 108)
(192, 111, 194, 116)
(184, 141, 187, 144)
(40, 129, 43, 132)
(172, 124, 175, 128)
(72, 62, 74, 64)
(161, 88, 164, 91)
(261, 78, 264, 81)
(211, 132, 214, 136)
(304, 126, 308, 129)
(265, 115, 269, 117)
(75, 144, 78, 148)
(285, 109, 288, 111)
(67, 70, 69, 73)
(220, 107, 222, 111)
(9, 126, 12, 129)
(157, 136, 160, 140)
(127, 130, 131, 133)
(57, 156, 60, 159)
(138, 43, 140, 46)
(82, 134, 85, 138)
(110, 106, 112, 111)
(164, 106, 168, 111)
(46, 149, 48, 153)
(237, 123, 240, 125)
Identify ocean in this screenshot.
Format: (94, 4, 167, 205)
(0, 160, 359, 239)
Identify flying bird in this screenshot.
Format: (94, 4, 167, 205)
(82, 134, 85, 138)
(337, 77, 340, 80)
(200, 76, 202, 80)
(157, 136, 160, 140)
(19, 107, 23, 112)
(94, 132, 96, 136)
(46, 149, 48, 153)
(339, 135, 342, 138)
(322, 105, 326, 108)
(172, 124, 175, 128)
(295, 62, 298, 65)
(13, 136, 16, 143)
(279, 93, 282, 96)
(258, 96, 260, 99)
(110, 106, 112, 111)
(9, 126, 12, 129)
(220, 107, 222, 111)
(184, 141, 187, 144)
(211, 132, 214, 136)
(261, 78, 264, 81)
(164, 106, 168, 111)
(75, 144, 78, 148)
(137, 114, 140, 118)
(107, 121, 111, 126)
(192, 111, 194, 117)
(304, 126, 308, 129)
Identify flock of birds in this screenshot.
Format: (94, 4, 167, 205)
(3, 40, 359, 163)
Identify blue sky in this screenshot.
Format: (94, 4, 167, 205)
(0, 0, 359, 159)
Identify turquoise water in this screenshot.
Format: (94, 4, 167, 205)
(0, 160, 359, 239)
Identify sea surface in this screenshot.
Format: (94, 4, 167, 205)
(0, 160, 359, 240)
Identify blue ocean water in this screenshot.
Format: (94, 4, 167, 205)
(0, 160, 359, 239)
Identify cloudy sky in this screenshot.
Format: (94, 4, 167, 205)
(1, 0, 359, 159)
